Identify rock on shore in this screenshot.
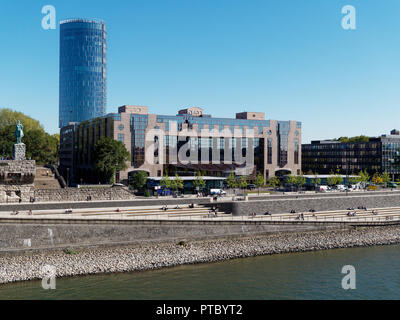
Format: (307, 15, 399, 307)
(1, 226, 400, 284)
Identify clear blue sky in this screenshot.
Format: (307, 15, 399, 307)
(0, 0, 399, 143)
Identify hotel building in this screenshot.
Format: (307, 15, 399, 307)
(60, 106, 302, 185)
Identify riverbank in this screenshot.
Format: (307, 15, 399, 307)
(1, 225, 400, 284)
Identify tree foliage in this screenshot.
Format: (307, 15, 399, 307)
(170, 173, 183, 191)
(371, 172, 383, 185)
(130, 171, 148, 191)
(358, 170, 370, 184)
(382, 171, 391, 186)
(0, 109, 58, 164)
(286, 174, 306, 191)
(160, 174, 171, 189)
(238, 176, 248, 190)
(333, 135, 370, 143)
(254, 173, 265, 194)
(93, 137, 130, 183)
(193, 171, 206, 190)
(0, 108, 43, 132)
(226, 172, 237, 189)
(267, 176, 281, 188)
(326, 173, 343, 186)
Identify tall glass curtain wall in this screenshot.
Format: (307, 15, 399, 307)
(59, 20, 107, 128)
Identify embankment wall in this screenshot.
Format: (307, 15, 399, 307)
(0, 219, 351, 252)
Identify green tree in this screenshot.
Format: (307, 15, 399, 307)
(170, 173, 183, 192)
(160, 174, 171, 190)
(326, 173, 343, 187)
(130, 171, 148, 193)
(347, 176, 358, 185)
(267, 176, 281, 188)
(92, 137, 130, 184)
(0, 108, 43, 132)
(382, 171, 391, 187)
(226, 172, 237, 189)
(286, 174, 306, 191)
(295, 175, 306, 191)
(23, 129, 59, 164)
(193, 171, 206, 192)
(333, 135, 370, 143)
(358, 170, 370, 183)
(312, 173, 321, 186)
(254, 172, 265, 195)
(238, 175, 248, 191)
(372, 172, 383, 185)
(286, 174, 297, 187)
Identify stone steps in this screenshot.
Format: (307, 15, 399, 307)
(34, 166, 61, 190)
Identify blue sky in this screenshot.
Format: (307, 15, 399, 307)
(0, 0, 399, 143)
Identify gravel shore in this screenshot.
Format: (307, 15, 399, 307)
(1, 225, 400, 284)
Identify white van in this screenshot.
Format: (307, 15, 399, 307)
(210, 189, 226, 195)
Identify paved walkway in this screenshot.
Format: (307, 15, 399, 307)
(1, 204, 400, 223)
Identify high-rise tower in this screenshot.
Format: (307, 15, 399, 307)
(59, 19, 107, 128)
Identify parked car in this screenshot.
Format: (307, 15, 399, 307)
(317, 185, 328, 192)
(247, 184, 256, 190)
(387, 182, 398, 188)
(336, 184, 346, 191)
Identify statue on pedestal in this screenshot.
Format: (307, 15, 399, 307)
(12, 121, 26, 161)
(15, 120, 24, 144)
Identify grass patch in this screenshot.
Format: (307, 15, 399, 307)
(63, 248, 79, 255)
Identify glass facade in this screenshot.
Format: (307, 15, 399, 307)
(277, 121, 290, 167)
(156, 114, 270, 133)
(59, 19, 107, 128)
(131, 114, 148, 167)
(381, 139, 400, 175)
(302, 139, 386, 175)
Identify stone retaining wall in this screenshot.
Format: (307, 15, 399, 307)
(232, 193, 400, 215)
(0, 220, 350, 252)
(0, 160, 36, 203)
(34, 186, 135, 202)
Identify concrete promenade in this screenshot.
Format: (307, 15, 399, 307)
(1, 203, 400, 224)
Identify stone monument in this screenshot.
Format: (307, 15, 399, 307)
(0, 121, 35, 203)
(12, 120, 25, 161)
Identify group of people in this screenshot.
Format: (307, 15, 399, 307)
(208, 206, 218, 217)
(11, 210, 33, 215)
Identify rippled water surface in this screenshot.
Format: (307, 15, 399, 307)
(0, 244, 400, 300)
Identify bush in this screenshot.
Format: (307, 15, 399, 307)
(177, 241, 188, 247)
(144, 190, 150, 197)
(63, 248, 79, 255)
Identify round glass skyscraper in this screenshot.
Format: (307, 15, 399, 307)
(59, 19, 107, 128)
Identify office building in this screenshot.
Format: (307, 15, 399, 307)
(302, 130, 400, 179)
(60, 106, 302, 185)
(59, 19, 107, 128)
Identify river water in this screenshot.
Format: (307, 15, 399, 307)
(0, 244, 399, 300)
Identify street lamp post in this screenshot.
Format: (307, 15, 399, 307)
(346, 145, 349, 196)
